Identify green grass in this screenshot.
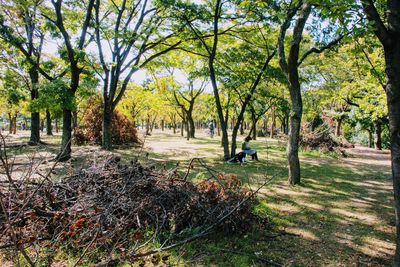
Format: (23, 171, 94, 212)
(1, 130, 394, 266)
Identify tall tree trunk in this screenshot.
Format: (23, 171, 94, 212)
(188, 116, 195, 138)
(180, 120, 184, 137)
(40, 119, 44, 132)
(208, 0, 229, 159)
(150, 118, 156, 133)
(8, 114, 12, 134)
(270, 106, 276, 138)
(252, 112, 257, 140)
(240, 120, 244, 135)
(72, 110, 78, 129)
(335, 117, 343, 136)
(146, 117, 151, 136)
(161, 120, 164, 131)
(217, 118, 221, 137)
(383, 42, 400, 265)
(55, 118, 59, 133)
(367, 128, 373, 148)
(29, 69, 40, 145)
(102, 103, 113, 150)
(173, 117, 176, 134)
(24, 117, 28, 130)
(278, 3, 311, 185)
(361, 1, 400, 263)
(46, 109, 53, 136)
(374, 120, 382, 150)
(12, 116, 17, 134)
(58, 109, 72, 161)
(284, 114, 289, 135)
(287, 101, 302, 185)
(264, 118, 268, 135)
(186, 116, 190, 140)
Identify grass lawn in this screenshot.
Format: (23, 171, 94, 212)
(1, 129, 394, 266)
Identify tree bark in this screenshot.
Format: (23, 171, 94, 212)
(278, 2, 311, 185)
(384, 42, 400, 265)
(251, 111, 257, 140)
(55, 118, 59, 133)
(40, 119, 44, 132)
(12, 115, 17, 134)
(57, 109, 72, 161)
(46, 109, 53, 136)
(374, 120, 382, 150)
(335, 117, 343, 136)
(102, 104, 113, 150)
(240, 120, 244, 135)
(29, 69, 40, 145)
(72, 110, 78, 129)
(361, 0, 400, 263)
(180, 120, 185, 137)
(8, 114, 12, 134)
(367, 128, 373, 148)
(270, 106, 276, 138)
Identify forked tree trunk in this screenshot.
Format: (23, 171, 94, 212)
(278, 3, 311, 185)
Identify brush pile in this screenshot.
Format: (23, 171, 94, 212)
(0, 157, 262, 265)
(300, 130, 354, 152)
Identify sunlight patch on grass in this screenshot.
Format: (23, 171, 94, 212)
(330, 208, 381, 225)
(358, 236, 395, 258)
(285, 227, 320, 241)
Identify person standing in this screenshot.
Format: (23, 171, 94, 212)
(208, 120, 215, 138)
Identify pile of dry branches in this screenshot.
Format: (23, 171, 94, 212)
(0, 139, 266, 266)
(300, 130, 354, 153)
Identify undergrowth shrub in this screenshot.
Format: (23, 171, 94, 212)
(74, 96, 139, 145)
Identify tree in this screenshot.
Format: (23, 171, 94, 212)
(0, 0, 51, 144)
(278, 1, 344, 185)
(92, 0, 182, 150)
(0, 69, 27, 134)
(359, 1, 400, 263)
(42, 0, 95, 160)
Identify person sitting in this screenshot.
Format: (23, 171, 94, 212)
(242, 136, 258, 161)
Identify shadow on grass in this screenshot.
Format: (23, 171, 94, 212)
(2, 131, 394, 266)
(114, 140, 394, 266)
